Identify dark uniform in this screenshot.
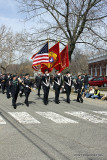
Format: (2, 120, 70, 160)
(54, 73, 62, 104)
(64, 74, 72, 103)
(24, 76, 32, 107)
(19, 76, 25, 97)
(35, 75, 42, 97)
(76, 76, 83, 103)
(1, 74, 6, 94)
(10, 75, 19, 109)
(42, 74, 50, 105)
(6, 75, 11, 98)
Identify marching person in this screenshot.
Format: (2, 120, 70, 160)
(10, 75, 19, 109)
(6, 73, 11, 98)
(76, 75, 83, 103)
(35, 73, 42, 97)
(54, 70, 62, 104)
(24, 74, 32, 107)
(64, 71, 72, 103)
(42, 69, 50, 105)
(1, 74, 6, 94)
(19, 75, 25, 97)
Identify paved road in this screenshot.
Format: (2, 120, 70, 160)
(0, 90, 107, 160)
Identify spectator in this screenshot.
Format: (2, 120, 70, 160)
(84, 73, 88, 90)
(91, 86, 100, 99)
(85, 86, 94, 98)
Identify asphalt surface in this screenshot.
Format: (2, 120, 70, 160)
(0, 89, 107, 160)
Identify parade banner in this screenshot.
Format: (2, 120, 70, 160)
(40, 42, 60, 73)
(59, 45, 69, 72)
(43, 42, 60, 69)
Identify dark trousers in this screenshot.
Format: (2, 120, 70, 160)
(43, 87, 49, 105)
(6, 87, 10, 98)
(1, 85, 5, 94)
(77, 90, 83, 102)
(12, 93, 18, 106)
(65, 87, 71, 103)
(25, 92, 30, 105)
(55, 88, 60, 103)
(37, 86, 41, 96)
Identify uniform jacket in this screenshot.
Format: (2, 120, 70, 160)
(10, 79, 19, 95)
(64, 76, 72, 89)
(1, 77, 6, 86)
(24, 78, 32, 93)
(42, 74, 50, 88)
(54, 75, 62, 89)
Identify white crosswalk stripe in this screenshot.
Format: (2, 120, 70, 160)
(65, 111, 107, 123)
(8, 112, 40, 124)
(36, 112, 78, 123)
(0, 116, 6, 124)
(93, 111, 107, 116)
(1, 111, 107, 125)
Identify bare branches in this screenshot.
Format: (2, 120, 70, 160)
(16, 0, 107, 62)
(0, 25, 32, 73)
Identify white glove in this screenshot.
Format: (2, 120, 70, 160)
(26, 85, 29, 88)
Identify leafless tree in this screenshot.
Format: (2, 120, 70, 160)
(0, 25, 32, 73)
(17, 0, 107, 61)
(70, 50, 88, 75)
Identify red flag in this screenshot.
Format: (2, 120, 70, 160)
(59, 45, 69, 72)
(42, 42, 60, 71)
(49, 42, 60, 69)
(41, 64, 52, 73)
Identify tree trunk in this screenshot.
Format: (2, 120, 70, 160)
(68, 43, 75, 62)
(1, 66, 7, 74)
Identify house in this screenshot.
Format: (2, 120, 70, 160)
(88, 53, 107, 78)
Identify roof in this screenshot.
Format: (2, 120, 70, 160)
(88, 53, 107, 64)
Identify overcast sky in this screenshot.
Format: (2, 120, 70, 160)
(0, 0, 31, 32)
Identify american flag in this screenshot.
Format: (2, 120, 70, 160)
(32, 42, 49, 66)
(32, 65, 40, 71)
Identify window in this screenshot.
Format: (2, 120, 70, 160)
(98, 78, 104, 81)
(100, 66, 102, 76)
(95, 67, 97, 76)
(106, 64, 107, 76)
(93, 78, 98, 81)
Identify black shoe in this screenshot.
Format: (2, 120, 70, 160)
(26, 103, 29, 107)
(77, 100, 80, 102)
(13, 104, 16, 109)
(80, 99, 83, 103)
(44, 103, 47, 105)
(55, 102, 58, 104)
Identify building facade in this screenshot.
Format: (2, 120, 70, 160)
(88, 53, 107, 78)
